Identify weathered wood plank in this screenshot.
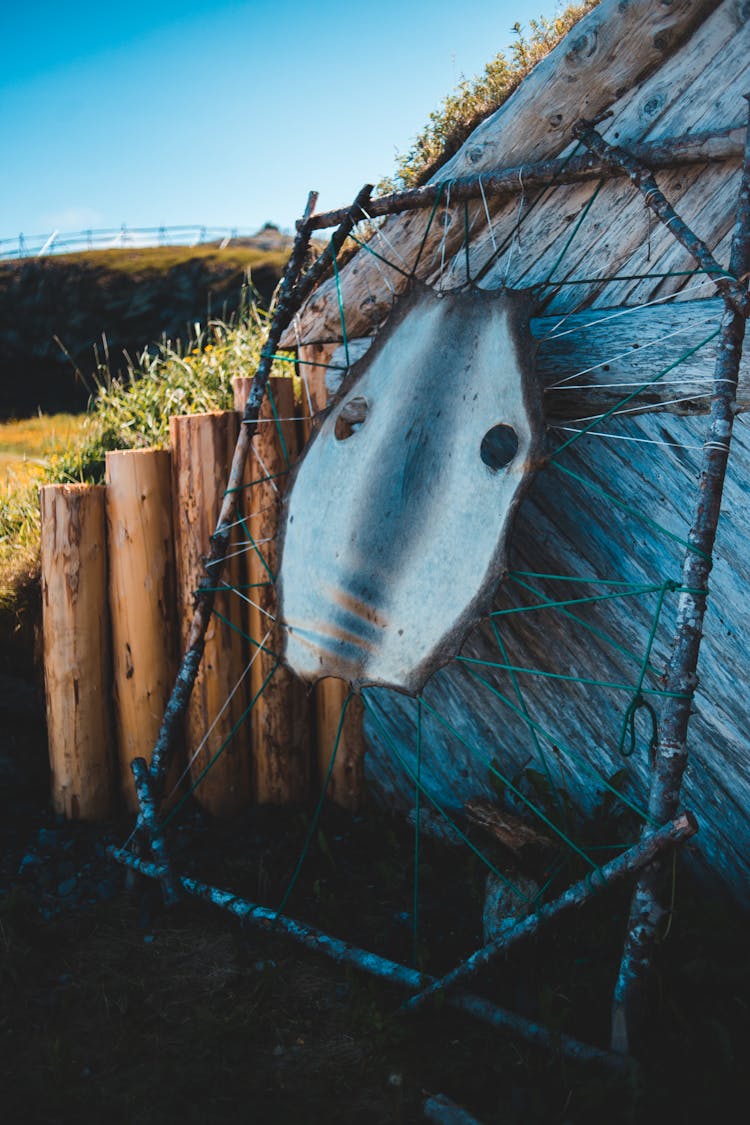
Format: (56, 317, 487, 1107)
(326, 297, 749, 423)
(281, 0, 720, 345)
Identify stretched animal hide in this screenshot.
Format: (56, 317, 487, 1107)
(277, 283, 544, 694)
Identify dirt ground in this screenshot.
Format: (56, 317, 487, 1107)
(1, 683, 749, 1124)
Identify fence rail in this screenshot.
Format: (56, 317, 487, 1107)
(0, 224, 270, 261)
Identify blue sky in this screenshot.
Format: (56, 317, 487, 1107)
(1, 1, 563, 239)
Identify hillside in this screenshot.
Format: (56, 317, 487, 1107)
(0, 231, 291, 418)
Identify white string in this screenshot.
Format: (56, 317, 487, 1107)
(564, 391, 712, 424)
(439, 182, 452, 290)
(220, 502, 278, 534)
(478, 175, 498, 256)
(356, 229, 396, 295)
(551, 377, 714, 392)
(547, 316, 721, 388)
(167, 630, 273, 798)
(552, 425, 703, 450)
(206, 539, 274, 567)
(253, 447, 279, 495)
(543, 277, 718, 341)
(293, 315, 315, 421)
(227, 583, 277, 622)
(503, 166, 526, 286)
(360, 205, 409, 268)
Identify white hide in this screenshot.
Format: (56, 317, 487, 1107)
(277, 283, 543, 694)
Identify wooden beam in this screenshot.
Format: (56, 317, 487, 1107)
(305, 128, 744, 233)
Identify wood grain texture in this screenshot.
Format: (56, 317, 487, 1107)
(281, 0, 725, 345)
(233, 375, 311, 805)
(275, 2, 750, 899)
(40, 484, 115, 820)
(170, 412, 251, 817)
(298, 343, 367, 809)
(105, 449, 179, 812)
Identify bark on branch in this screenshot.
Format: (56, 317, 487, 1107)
(303, 128, 743, 232)
(573, 121, 750, 317)
(403, 812, 697, 1014)
(610, 96, 750, 1055)
(107, 846, 632, 1074)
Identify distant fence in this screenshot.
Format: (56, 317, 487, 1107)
(0, 224, 270, 261)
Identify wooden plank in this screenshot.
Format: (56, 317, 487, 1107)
(297, 343, 367, 810)
(40, 484, 115, 820)
(170, 411, 251, 817)
(233, 375, 312, 805)
(105, 448, 180, 812)
(281, 0, 720, 345)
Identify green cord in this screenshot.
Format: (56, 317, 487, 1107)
(363, 693, 533, 903)
(163, 659, 280, 827)
(550, 326, 721, 459)
(276, 692, 353, 917)
(411, 183, 444, 277)
(349, 233, 411, 279)
(544, 180, 603, 286)
(412, 697, 422, 967)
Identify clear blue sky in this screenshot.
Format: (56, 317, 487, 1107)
(1, 0, 563, 239)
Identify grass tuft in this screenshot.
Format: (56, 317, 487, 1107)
(0, 301, 285, 614)
(380, 2, 600, 192)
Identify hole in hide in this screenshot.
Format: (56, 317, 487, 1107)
(480, 424, 518, 470)
(335, 396, 369, 441)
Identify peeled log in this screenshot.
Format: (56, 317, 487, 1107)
(170, 412, 251, 817)
(105, 449, 180, 812)
(233, 376, 311, 805)
(40, 483, 115, 820)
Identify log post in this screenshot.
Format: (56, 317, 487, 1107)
(40, 483, 115, 820)
(105, 449, 179, 812)
(170, 412, 251, 817)
(297, 342, 367, 810)
(233, 375, 311, 804)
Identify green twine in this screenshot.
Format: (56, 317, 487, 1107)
(620, 695, 658, 759)
(550, 462, 711, 562)
(362, 692, 533, 903)
(550, 326, 722, 460)
(331, 236, 350, 368)
(411, 183, 444, 278)
(543, 180, 603, 287)
(412, 696, 422, 967)
(276, 692, 353, 918)
(418, 693, 605, 871)
(349, 233, 411, 279)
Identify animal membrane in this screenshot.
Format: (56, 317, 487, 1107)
(277, 282, 544, 694)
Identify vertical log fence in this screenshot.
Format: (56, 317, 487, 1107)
(39, 376, 361, 820)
